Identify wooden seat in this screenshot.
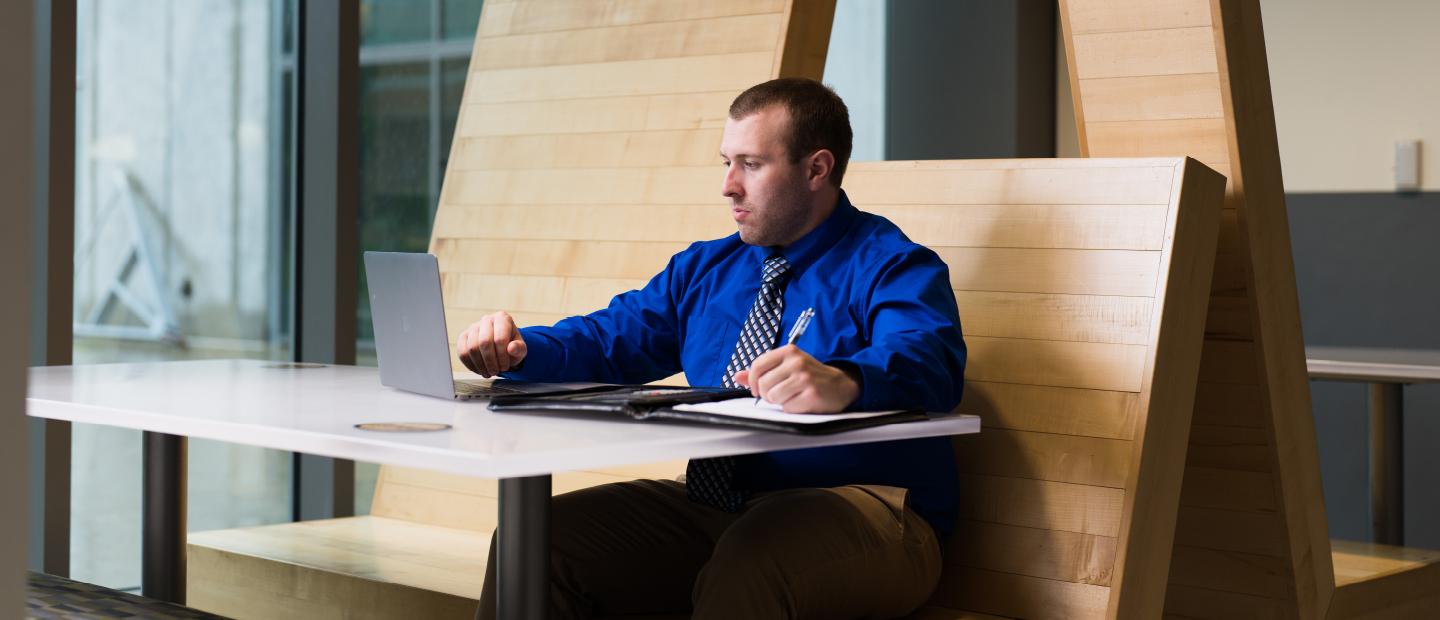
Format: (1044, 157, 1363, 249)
(1329, 541, 1440, 618)
(188, 2, 1232, 619)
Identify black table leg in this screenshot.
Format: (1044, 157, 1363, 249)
(142, 431, 187, 603)
(484, 474, 551, 620)
(1368, 382, 1404, 546)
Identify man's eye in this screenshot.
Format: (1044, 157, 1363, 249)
(744, 161, 760, 170)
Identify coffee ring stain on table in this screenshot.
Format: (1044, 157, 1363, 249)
(355, 422, 452, 432)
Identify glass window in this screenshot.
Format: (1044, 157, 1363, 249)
(71, 0, 295, 589)
(352, 0, 481, 516)
(357, 62, 433, 350)
(443, 0, 484, 41)
(361, 0, 432, 46)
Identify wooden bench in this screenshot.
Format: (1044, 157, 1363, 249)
(1060, 0, 1440, 617)
(187, 1, 1232, 618)
(189, 157, 1227, 620)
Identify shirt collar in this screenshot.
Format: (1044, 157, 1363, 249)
(750, 190, 859, 277)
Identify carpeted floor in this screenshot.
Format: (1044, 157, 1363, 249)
(27, 572, 228, 620)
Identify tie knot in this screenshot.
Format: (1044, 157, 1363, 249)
(762, 254, 790, 284)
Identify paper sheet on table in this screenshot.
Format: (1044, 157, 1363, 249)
(671, 398, 905, 425)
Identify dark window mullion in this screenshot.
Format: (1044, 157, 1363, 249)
(292, 0, 359, 523)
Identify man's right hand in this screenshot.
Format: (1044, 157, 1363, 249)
(457, 311, 527, 378)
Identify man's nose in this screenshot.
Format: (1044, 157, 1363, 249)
(721, 166, 742, 199)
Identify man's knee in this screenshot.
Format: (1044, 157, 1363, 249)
(693, 486, 939, 619)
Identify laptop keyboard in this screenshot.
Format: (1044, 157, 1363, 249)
(454, 380, 524, 397)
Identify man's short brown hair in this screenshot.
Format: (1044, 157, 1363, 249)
(729, 78, 853, 187)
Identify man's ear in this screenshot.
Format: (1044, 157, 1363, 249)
(807, 149, 835, 190)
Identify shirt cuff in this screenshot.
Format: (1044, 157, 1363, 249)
(501, 327, 558, 381)
(825, 359, 882, 411)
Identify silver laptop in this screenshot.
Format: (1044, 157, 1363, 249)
(363, 251, 602, 400)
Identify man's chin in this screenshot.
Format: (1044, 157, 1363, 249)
(737, 227, 770, 247)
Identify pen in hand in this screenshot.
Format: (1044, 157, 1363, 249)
(756, 307, 815, 406)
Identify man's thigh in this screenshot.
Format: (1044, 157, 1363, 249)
(493, 478, 731, 619)
(695, 485, 942, 620)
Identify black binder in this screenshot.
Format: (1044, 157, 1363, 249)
(486, 385, 932, 435)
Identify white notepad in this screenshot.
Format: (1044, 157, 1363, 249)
(671, 398, 904, 425)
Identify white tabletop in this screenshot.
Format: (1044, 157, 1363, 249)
(27, 359, 980, 479)
(1306, 346, 1440, 383)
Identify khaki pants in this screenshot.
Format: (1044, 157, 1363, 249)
(477, 479, 941, 620)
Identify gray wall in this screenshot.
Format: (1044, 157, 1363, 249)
(1288, 192, 1440, 548)
(885, 0, 1055, 160)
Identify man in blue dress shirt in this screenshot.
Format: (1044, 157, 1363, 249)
(460, 78, 966, 619)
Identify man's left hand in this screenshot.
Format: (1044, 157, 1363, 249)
(734, 345, 860, 413)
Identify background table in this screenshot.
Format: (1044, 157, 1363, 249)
(1306, 346, 1440, 546)
(27, 359, 980, 619)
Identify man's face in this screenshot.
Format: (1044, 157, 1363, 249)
(719, 106, 813, 247)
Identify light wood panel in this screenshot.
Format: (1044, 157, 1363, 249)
(1331, 542, 1440, 587)
(867, 203, 1171, 250)
(1176, 467, 1278, 512)
(1064, 0, 1213, 35)
(926, 567, 1111, 620)
(371, 461, 686, 533)
(188, 517, 487, 620)
(1105, 157, 1225, 618)
(1163, 583, 1285, 619)
(477, 0, 787, 37)
(465, 52, 775, 104)
(944, 520, 1119, 586)
(434, 204, 731, 242)
(443, 166, 720, 205)
(1084, 118, 1230, 169)
(953, 291, 1153, 345)
(472, 13, 784, 71)
(451, 130, 725, 170)
(1168, 544, 1293, 600)
(1327, 542, 1440, 619)
(955, 474, 1125, 539)
(435, 239, 684, 279)
(1191, 381, 1266, 428)
(954, 429, 1133, 488)
(1070, 27, 1219, 80)
(843, 160, 1179, 205)
(933, 247, 1162, 297)
(1184, 423, 1272, 472)
(456, 94, 734, 137)
(1053, 0, 1440, 615)
(1078, 73, 1225, 122)
(958, 381, 1140, 441)
(1173, 506, 1288, 557)
(965, 336, 1148, 392)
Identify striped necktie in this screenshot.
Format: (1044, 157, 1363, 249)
(686, 253, 791, 511)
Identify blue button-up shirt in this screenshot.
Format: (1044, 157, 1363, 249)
(506, 191, 966, 537)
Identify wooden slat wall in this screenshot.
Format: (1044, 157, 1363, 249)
(847, 159, 1223, 619)
(1060, 0, 1334, 618)
(431, 0, 835, 368)
(379, 0, 838, 546)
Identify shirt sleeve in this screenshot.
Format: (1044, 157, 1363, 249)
(501, 251, 686, 384)
(825, 246, 967, 412)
